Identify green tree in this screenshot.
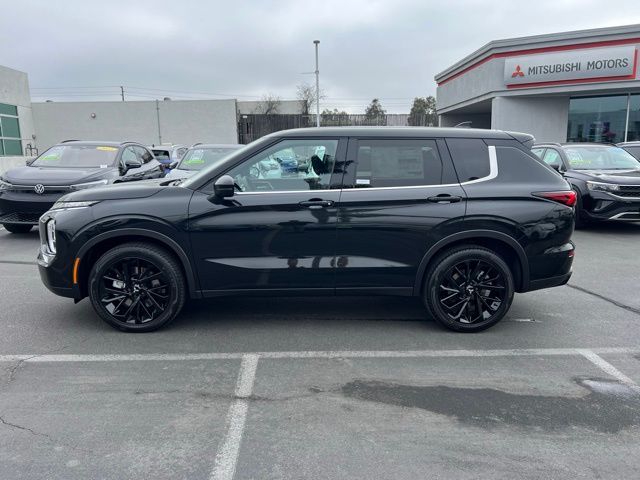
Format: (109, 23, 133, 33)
(408, 96, 437, 126)
(364, 98, 386, 125)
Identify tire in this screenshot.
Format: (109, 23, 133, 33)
(573, 188, 589, 229)
(423, 246, 514, 332)
(88, 242, 186, 332)
(3, 224, 32, 234)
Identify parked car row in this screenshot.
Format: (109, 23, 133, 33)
(531, 142, 640, 227)
(0, 140, 241, 233)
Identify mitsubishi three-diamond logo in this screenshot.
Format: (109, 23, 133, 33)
(511, 65, 525, 78)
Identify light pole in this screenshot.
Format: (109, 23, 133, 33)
(314, 40, 320, 128)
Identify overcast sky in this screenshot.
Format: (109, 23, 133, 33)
(2, 0, 640, 113)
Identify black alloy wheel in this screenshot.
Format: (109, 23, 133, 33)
(424, 246, 514, 332)
(89, 243, 186, 332)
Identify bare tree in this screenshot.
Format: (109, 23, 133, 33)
(296, 82, 325, 115)
(254, 93, 282, 114)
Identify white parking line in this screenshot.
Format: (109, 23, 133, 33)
(577, 349, 639, 388)
(210, 354, 259, 480)
(0, 346, 638, 363)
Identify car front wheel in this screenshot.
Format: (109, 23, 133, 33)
(88, 242, 186, 332)
(424, 246, 514, 332)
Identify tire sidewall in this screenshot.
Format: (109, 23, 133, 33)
(89, 245, 184, 332)
(425, 247, 514, 332)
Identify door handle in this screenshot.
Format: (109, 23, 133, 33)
(426, 194, 462, 204)
(299, 199, 334, 209)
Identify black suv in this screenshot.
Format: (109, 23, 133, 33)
(532, 143, 640, 226)
(0, 140, 163, 233)
(37, 127, 575, 333)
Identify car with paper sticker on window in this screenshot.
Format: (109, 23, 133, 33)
(0, 140, 163, 233)
(165, 144, 242, 180)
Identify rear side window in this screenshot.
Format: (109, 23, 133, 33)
(445, 138, 490, 182)
(531, 148, 546, 159)
(354, 139, 443, 187)
(623, 146, 640, 160)
(495, 146, 561, 182)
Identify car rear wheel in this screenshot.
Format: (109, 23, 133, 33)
(573, 188, 589, 229)
(88, 242, 186, 332)
(423, 246, 514, 332)
(2, 224, 32, 234)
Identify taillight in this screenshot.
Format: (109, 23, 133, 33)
(533, 191, 577, 207)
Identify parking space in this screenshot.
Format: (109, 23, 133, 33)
(1, 224, 640, 478)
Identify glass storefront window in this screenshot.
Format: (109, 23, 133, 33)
(627, 94, 640, 142)
(567, 95, 628, 144)
(0, 103, 22, 156)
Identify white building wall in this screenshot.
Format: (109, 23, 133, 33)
(491, 96, 570, 143)
(0, 65, 35, 156)
(32, 99, 239, 150)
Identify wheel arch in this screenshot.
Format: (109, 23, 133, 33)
(413, 230, 529, 295)
(75, 228, 200, 299)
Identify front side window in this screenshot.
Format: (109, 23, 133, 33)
(179, 147, 240, 172)
(563, 146, 640, 170)
(32, 144, 119, 168)
(531, 148, 546, 159)
(121, 146, 138, 164)
(542, 149, 562, 167)
(354, 139, 443, 188)
(227, 139, 338, 192)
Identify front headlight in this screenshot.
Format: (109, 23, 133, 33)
(69, 179, 109, 191)
(46, 219, 56, 254)
(50, 200, 99, 211)
(586, 181, 620, 193)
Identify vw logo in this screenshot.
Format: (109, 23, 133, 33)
(34, 184, 45, 195)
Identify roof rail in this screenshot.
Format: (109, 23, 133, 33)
(534, 142, 562, 147)
(61, 139, 80, 143)
(192, 142, 203, 147)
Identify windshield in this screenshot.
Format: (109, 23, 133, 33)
(564, 146, 640, 170)
(177, 147, 241, 171)
(32, 144, 119, 168)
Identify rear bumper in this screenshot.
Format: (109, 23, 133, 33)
(525, 271, 572, 292)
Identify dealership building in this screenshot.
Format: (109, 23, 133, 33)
(435, 24, 640, 144)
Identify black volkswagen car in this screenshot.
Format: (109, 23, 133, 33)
(38, 127, 576, 333)
(532, 143, 640, 226)
(0, 140, 163, 233)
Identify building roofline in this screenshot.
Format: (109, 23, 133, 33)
(435, 24, 640, 83)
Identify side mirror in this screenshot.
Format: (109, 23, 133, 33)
(25, 158, 35, 166)
(122, 158, 142, 173)
(169, 161, 178, 170)
(142, 152, 153, 162)
(213, 175, 236, 198)
(549, 162, 563, 173)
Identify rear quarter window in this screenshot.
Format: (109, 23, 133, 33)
(445, 138, 490, 182)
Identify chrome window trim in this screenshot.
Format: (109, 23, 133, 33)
(232, 145, 499, 194)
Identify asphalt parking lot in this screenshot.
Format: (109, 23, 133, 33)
(1, 223, 640, 479)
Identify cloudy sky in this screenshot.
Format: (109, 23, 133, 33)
(2, 0, 640, 112)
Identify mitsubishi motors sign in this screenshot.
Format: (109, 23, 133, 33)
(504, 45, 637, 87)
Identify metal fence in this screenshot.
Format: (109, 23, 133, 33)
(237, 113, 437, 144)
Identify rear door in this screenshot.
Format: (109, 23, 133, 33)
(334, 137, 466, 294)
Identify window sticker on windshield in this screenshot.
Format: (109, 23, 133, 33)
(96, 146, 118, 151)
(100, 164, 108, 168)
(40, 146, 64, 161)
(566, 151, 588, 166)
(185, 149, 205, 164)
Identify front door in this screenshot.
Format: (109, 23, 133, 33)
(188, 137, 346, 294)
(334, 137, 466, 294)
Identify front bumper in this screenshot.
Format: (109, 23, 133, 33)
(0, 191, 66, 225)
(582, 191, 640, 222)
